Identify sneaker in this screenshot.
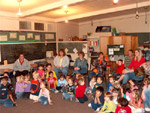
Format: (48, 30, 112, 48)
(88, 103, 92, 108)
(145, 108, 150, 111)
(75, 99, 79, 103)
(55, 90, 59, 94)
(70, 97, 73, 101)
(96, 107, 101, 112)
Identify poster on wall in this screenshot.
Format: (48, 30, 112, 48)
(19, 35, 26, 41)
(0, 46, 1, 62)
(10, 32, 17, 39)
(0, 35, 8, 41)
(35, 35, 40, 40)
(27, 33, 33, 39)
(45, 34, 54, 40)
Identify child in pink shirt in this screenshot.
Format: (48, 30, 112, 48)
(37, 64, 45, 80)
(34, 81, 53, 105)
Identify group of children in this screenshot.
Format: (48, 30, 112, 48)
(0, 62, 150, 113)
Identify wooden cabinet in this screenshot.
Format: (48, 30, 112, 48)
(99, 36, 138, 55)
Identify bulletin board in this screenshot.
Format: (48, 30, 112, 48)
(107, 45, 124, 56)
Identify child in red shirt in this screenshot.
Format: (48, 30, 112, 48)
(75, 78, 88, 103)
(48, 72, 56, 93)
(114, 59, 124, 77)
(115, 97, 131, 113)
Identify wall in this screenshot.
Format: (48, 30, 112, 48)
(56, 22, 79, 41)
(79, 11, 150, 39)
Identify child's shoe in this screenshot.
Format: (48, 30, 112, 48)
(70, 97, 73, 101)
(75, 99, 79, 103)
(55, 90, 59, 94)
(88, 103, 92, 108)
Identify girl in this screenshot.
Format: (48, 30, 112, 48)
(74, 73, 84, 86)
(62, 78, 75, 101)
(34, 81, 53, 105)
(37, 64, 45, 80)
(112, 88, 122, 105)
(129, 89, 144, 113)
(86, 76, 96, 94)
(22, 74, 31, 99)
(122, 82, 132, 101)
(30, 72, 40, 101)
(128, 80, 138, 91)
(141, 78, 150, 110)
(56, 74, 67, 93)
(98, 92, 116, 113)
(48, 72, 57, 92)
(15, 75, 24, 99)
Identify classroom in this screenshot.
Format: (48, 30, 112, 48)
(0, 0, 150, 113)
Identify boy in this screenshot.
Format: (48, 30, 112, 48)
(88, 86, 104, 111)
(115, 97, 131, 113)
(75, 78, 88, 103)
(0, 77, 14, 107)
(99, 92, 116, 113)
(107, 76, 115, 93)
(92, 76, 104, 94)
(114, 59, 124, 77)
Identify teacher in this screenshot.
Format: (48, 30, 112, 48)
(117, 48, 145, 84)
(54, 49, 69, 79)
(13, 53, 30, 76)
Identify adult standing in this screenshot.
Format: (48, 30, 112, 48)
(73, 51, 88, 74)
(88, 52, 107, 82)
(117, 48, 145, 84)
(54, 49, 69, 79)
(13, 54, 30, 76)
(124, 49, 134, 68)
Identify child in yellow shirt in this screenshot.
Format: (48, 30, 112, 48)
(99, 92, 116, 113)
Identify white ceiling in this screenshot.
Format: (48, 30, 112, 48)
(0, 0, 149, 22)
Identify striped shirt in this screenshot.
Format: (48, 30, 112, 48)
(124, 56, 134, 68)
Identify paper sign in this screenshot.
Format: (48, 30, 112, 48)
(73, 48, 78, 54)
(19, 35, 26, 41)
(0, 35, 7, 41)
(45, 34, 54, 40)
(27, 33, 33, 39)
(82, 44, 88, 53)
(35, 35, 40, 40)
(10, 33, 17, 39)
(120, 45, 124, 48)
(109, 48, 114, 55)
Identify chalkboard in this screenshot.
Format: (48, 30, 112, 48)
(58, 42, 87, 53)
(0, 43, 56, 64)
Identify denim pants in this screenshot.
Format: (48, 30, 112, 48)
(16, 92, 24, 99)
(38, 96, 49, 105)
(88, 71, 103, 82)
(77, 95, 88, 104)
(144, 88, 150, 108)
(91, 100, 103, 110)
(54, 67, 68, 79)
(62, 92, 74, 100)
(73, 68, 87, 74)
(0, 99, 13, 107)
(122, 72, 144, 85)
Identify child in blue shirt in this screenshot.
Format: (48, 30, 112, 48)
(88, 86, 104, 111)
(107, 76, 115, 93)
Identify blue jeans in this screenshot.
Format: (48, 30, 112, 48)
(54, 67, 68, 79)
(88, 71, 103, 82)
(16, 92, 24, 99)
(91, 100, 103, 110)
(62, 92, 74, 100)
(144, 88, 150, 108)
(38, 96, 49, 105)
(0, 99, 13, 107)
(122, 72, 144, 85)
(73, 68, 87, 74)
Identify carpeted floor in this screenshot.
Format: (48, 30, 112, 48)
(1, 93, 94, 113)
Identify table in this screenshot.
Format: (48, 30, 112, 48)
(0, 68, 13, 77)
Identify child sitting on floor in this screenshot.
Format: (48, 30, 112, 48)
(129, 89, 144, 113)
(30, 72, 40, 101)
(1, 72, 11, 84)
(15, 75, 24, 99)
(34, 81, 53, 105)
(107, 76, 115, 93)
(62, 78, 75, 101)
(86, 76, 96, 94)
(113, 59, 124, 77)
(112, 88, 122, 105)
(74, 73, 84, 86)
(75, 78, 88, 103)
(115, 97, 131, 113)
(88, 86, 104, 111)
(128, 80, 138, 91)
(0, 77, 14, 107)
(48, 72, 57, 93)
(98, 92, 116, 113)
(22, 74, 31, 99)
(56, 74, 67, 93)
(37, 64, 45, 81)
(92, 76, 104, 94)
